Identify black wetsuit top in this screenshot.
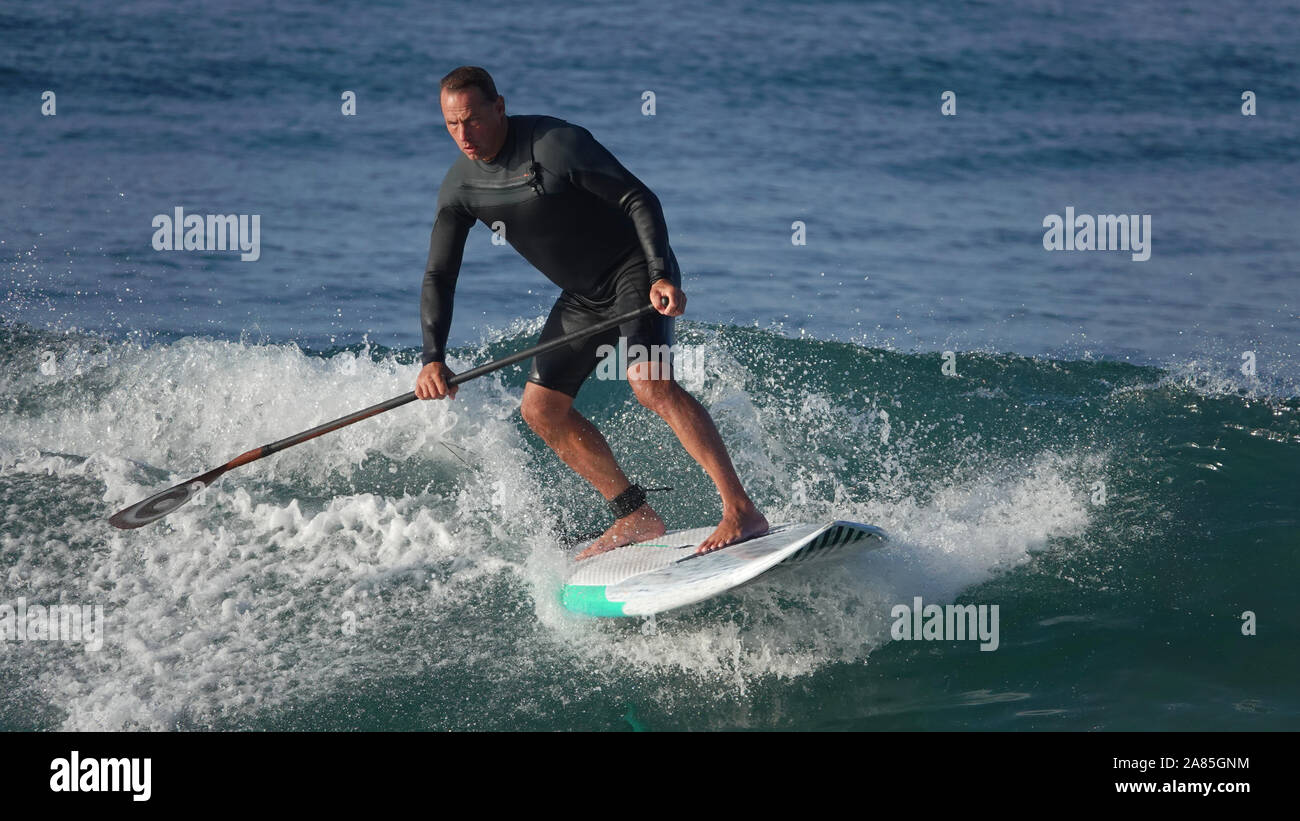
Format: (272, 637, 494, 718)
(421, 114, 680, 367)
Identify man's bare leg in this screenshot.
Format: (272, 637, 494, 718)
(628, 363, 768, 554)
(520, 382, 666, 559)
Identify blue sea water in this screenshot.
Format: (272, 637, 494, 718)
(0, 0, 1297, 730)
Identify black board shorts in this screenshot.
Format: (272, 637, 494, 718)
(527, 253, 679, 398)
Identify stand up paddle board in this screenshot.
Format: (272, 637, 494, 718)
(562, 520, 887, 617)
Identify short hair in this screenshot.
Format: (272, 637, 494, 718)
(439, 66, 498, 102)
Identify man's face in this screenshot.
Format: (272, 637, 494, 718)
(441, 87, 506, 162)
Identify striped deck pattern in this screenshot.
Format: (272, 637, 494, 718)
(779, 521, 877, 565)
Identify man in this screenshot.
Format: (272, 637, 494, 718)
(415, 66, 767, 559)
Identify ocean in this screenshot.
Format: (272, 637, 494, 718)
(1, 0, 1296, 731)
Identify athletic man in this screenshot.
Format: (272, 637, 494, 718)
(415, 66, 767, 558)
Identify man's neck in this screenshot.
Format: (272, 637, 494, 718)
(480, 116, 512, 164)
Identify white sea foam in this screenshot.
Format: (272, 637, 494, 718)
(1, 331, 1098, 728)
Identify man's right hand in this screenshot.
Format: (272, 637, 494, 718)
(416, 361, 459, 400)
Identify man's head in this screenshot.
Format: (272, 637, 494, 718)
(439, 66, 507, 162)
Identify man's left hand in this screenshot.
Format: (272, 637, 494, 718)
(650, 279, 686, 316)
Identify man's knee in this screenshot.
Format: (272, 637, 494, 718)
(521, 384, 572, 435)
(629, 371, 682, 413)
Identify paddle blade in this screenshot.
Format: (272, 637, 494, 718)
(109, 470, 220, 529)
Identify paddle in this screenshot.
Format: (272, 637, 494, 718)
(109, 299, 665, 529)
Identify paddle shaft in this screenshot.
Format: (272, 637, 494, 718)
(229, 300, 660, 467)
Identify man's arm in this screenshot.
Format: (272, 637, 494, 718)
(416, 194, 475, 400)
(537, 121, 679, 284)
(420, 202, 475, 365)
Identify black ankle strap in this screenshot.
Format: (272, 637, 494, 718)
(607, 484, 647, 519)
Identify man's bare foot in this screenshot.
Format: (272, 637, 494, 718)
(695, 505, 769, 555)
(575, 505, 667, 561)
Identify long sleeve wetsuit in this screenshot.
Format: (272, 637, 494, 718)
(421, 114, 680, 367)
